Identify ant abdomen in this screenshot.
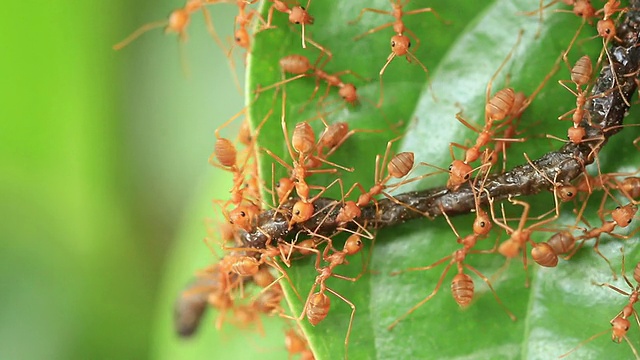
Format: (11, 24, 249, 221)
(451, 273, 474, 307)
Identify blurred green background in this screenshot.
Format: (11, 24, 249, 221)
(0, 1, 246, 358)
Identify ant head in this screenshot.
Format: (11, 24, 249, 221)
(611, 204, 637, 227)
(344, 235, 364, 255)
(390, 35, 410, 56)
(238, 121, 253, 146)
(558, 185, 577, 202)
(289, 6, 314, 25)
(229, 205, 257, 230)
(472, 209, 492, 236)
(597, 19, 616, 40)
(234, 29, 250, 49)
(567, 126, 586, 144)
(166, 9, 190, 34)
(290, 201, 314, 224)
(611, 316, 630, 343)
(447, 160, 472, 189)
(573, 0, 596, 19)
(338, 84, 358, 104)
(337, 201, 362, 223)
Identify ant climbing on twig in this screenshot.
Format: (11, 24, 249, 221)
(388, 173, 515, 330)
(336, 137, 414, 226)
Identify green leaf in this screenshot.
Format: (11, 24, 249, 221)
(244, 0, 640, 360)
(244, 1, 638, 359)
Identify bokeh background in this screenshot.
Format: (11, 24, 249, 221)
(1, 1, 254, 358)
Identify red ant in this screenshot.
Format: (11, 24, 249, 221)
(560, 248, 640, 359)
(210, 108, 272, 230)
(489, 195, 561, 286)
(388, 175, 516, 330)
(257, 53, 362, 108)
(113, 0, 226, 51)
(567, 202, 639, 278)
(595, 1, 626, 43)
(307, 119, 384, 169)
(523, 0, 597, 38)
(336, 138, 414, 226)
(229, 0, 261, 52)
(266, 122, 347, 225)
(489, 52, 563, 172)
(286, 233, 368, 359)
(181, 261, 240, 330)
(531, 230, 578, 268)
(265, 0, 314, 48)
(285, 328, 314, 360)
(617, 176, 640, 201)
(349, 0, 446, 106)
(447, 31, 524, 188)
(556, 55, 594, 143)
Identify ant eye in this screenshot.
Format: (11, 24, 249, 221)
(616, 206, 621, 210)
(408, 41, 412, 48)
(295, 21, 300, 24)
(448, 165, 453, 171)
(240, 211, 246, 217)
(294, 209, 300, 215)
(480, 221, 486, 227)
(464, 174, 470, 180)
(391, 40, 396, 47)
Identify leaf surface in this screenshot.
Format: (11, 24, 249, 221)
(161, 0, 640, 359)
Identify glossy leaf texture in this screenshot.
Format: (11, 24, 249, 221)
(164, 0, 640, 359)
